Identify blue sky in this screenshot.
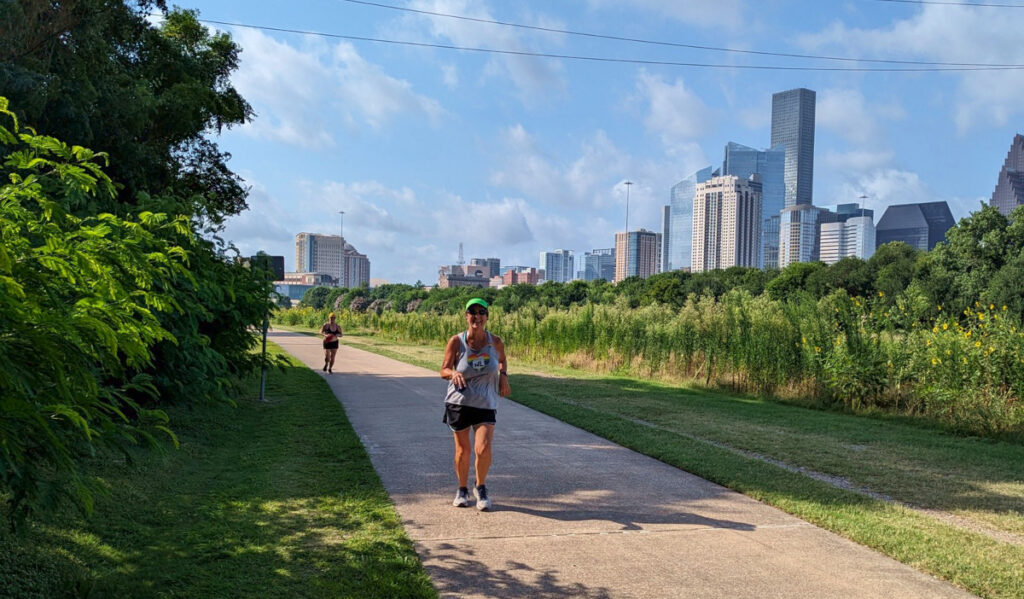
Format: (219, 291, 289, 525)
(184, 0, 1024, 284)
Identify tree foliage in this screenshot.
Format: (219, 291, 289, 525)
(0, 101, 186, 524)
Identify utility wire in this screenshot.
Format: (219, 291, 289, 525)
(868, 0, 1024, 7)
(340, 0, 1024, 67)
(199, 18, 1024, 72)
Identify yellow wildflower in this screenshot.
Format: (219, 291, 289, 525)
(942, 323, 949, 330)
(879, 291, 885, 297)
(1003, 305, 1008, 311)
(946, 349, 952, 356)
(926, 340, 931, 347)
(937, 305, 942, 311)
(975, 341, 982, 348)
(988, 346, 995, 354)
(932, 326, 939, 333)
(814, 346, 821, 353)
(989, 304, 995, 310)
(965, 330, 972, 338)
(979, 313, 985, 321)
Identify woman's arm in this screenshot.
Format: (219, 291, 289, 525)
(494, 335, 511, 398)
(441, 335, 465, 389)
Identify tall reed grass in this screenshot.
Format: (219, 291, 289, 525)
(274, 291, 1024, 437)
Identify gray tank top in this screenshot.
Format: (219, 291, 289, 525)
(445, 331, 501, 410)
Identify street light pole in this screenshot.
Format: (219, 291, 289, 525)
(624, 181, 633, 233)
(338, 211, 345, 287)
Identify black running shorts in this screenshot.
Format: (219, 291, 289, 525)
(442, 403, 496, 431)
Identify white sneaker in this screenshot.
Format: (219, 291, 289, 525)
(452, 487, 470, 507)
(474, 485, 491, 511)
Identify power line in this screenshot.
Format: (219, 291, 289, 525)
(340, 0, 1024, 67)
(868, 0, 1024, 7)
(198, 18, 1024, 72)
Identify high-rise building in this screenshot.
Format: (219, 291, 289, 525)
(668, 166, 715, 271)
(691, 175, 763, 272)
(778, 205, 834, 267)
(539, 250, 575, 283)
(875, 202, 955, 251)
(468, 257, 501, 279)
(295, 233, 371, 287)
(990, 133, 1024, 217)
(819, 204, 875, 264)
(771, 88, 816, 208)
(583, 248, 616, 282)
(615, 230, 662, 282)
(722, 142, 786, 269)
(660, 205, 671, 273)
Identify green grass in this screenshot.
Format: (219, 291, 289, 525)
(339, 332, 1024, 599)
(0, 343, 436, 599)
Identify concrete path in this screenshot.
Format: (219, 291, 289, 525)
(270, 331, 973, 599)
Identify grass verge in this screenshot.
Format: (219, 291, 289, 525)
(0, 343, 436, 599)
(338, 332, 1024, 599)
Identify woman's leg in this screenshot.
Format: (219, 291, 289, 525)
(473, 424, 494, 487)
(452, 428, 472, 488)
(328, 348, 338, 370)
(322, 348, 329, 371)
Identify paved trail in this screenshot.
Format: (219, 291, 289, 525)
(271, 331, 972, 599)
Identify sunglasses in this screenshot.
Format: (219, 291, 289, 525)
(467, 308, 488, 316)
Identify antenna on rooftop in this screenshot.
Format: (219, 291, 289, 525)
(457, 242, 465, 265)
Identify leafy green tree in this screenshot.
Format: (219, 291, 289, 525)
(869, 242, 918, 301)
(0, 2, 252, 221)
(0, 102, 185, 524)
(765, 262, 826, 301)
(301, 286, 334, 309)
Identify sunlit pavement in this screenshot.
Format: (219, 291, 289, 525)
(270, 330, 973, 599)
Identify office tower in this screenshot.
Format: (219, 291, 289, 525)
(295, 232, 344, 284)
(341, 248, 371, 288)
(660, 205, 671, 273)
(615, 230, 661, 282)
(539, 249, 575, 283)
(990, 134, 1024, 217)
(668, 166, 715, 271)
(468, 257, 500, 279)
(771, 88, 816, 208)
(875, 202, 955, 250)
(819, 204, 875, 264)
(722, 142, 786, 269)
(778, 205, 834, 267)
(583, 248, 616, 282)
(691, 175, 763, 272)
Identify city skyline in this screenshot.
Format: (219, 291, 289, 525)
(183, 1, 1024, 284)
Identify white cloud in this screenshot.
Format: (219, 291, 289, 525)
(405, 0, 567, 103)
(230, 28, 444, 148)
(634, 71, 714, 156)
(822, 149, 896, 173)
(799, 7, 1024, 133)
(818, 89, 886, 146)
(587, 0, 744, 28)
(828, 168, 978, 221)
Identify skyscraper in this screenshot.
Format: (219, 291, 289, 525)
(721, 142, 785, 269)
(583, 248, 616, 281)
(668, 166, 714, 271)
(778, 205, 835, 267)
(614, 230, 661, 282)
(539, 250, 574, 283)
(771, 88, 816, 208)
(990, 133, 1024, 217)
(819, 204, 875, 264)
(294, 232, 370, 287)
(875, 202, 955, 251)
(691, 175, 763, 272)
(660, 205, 671, 273)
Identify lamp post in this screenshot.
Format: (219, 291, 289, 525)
(338, 211, 345, 288)
(624, 180, 633, 233)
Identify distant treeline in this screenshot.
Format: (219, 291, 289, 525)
(300, 203, 1024, 322)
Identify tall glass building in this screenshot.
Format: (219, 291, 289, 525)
(990, 134, 1024, 217)
(771, 88, 816, 208)
(583, 248, 615, 281)
(875, 202, 955, 251)
(614, 230, 661, 282)
(722, 142, 785, 269)
(668, 166, 714, 271)
(539, 249, 574, 283)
